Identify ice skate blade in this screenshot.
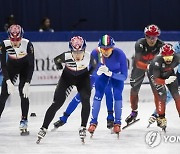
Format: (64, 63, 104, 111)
(81, 138, 85, 144)
(107, 126, 113, 130)
(162, 127, 166, 133)
(20, 129, 29, 136)
(110, 128, 114, 134)
(147, 123, 151, 128)
(20, 131, 29, 136)
(89, 132, 94, 138)
(51, 127, 58, 132)
(122, 118, 140, 130)
(36, 137, 42, 144)
(116, 132, 120, 139)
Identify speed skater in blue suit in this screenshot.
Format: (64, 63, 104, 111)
(88, 34, 128, 135)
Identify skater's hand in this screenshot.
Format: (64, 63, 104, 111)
(97, 65, 112, 77)
(6, 79, 15, 94)
(165, 76, 177, 84)
(23, 82, 30, 98)
(147, 64, 150, 70)
(56, 63, 63, 70)
(97, 67, 103, 75)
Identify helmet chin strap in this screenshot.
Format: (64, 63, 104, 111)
(10, 41, 21, 48)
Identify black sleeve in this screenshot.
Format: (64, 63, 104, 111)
(152, 57, 162, 78)
(0, 42, 9, 80)
(26, 42, 35, 83)
(88, 54, 98, 74)
(134, 40, 144, 61)
(54, 53, 65, 70)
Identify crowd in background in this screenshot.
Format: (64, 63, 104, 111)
(4, 14, 54, 33)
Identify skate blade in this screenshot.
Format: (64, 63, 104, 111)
(20, 129, 29, 136)
(112, 129, 120, 138)
(122, 118, 140, 130)
(81, 138, 85, 144)
(162, 127, 166, 133)
(107, 125, 114, 130)
(51, 127, 58, 132)
(110, 128, 115, 134)
(89, 132, 94, 138)
(36, 137, 42, 144)
(147, 123, 151, 128)
(21, 131, 29, 136)
(116, 132, 120, 139)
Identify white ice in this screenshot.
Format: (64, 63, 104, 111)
(0, 84, 180, 154)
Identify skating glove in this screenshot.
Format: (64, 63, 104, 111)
(97, 65, 112, 77)
(56, 63, 63, 70)
(165, 76, 177, 84)
(147, 64, 150, 70)
(6, 79, 15, 94)
(23, 82, 30, 98)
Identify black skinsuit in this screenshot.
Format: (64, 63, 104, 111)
(0, 38, 34, 120)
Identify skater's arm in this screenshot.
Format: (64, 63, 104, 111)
(111, 51, 128, 81)
(152, 57, 165, 85)
(0, 42, 9, 80)
(88, 54, 98, 74)
(135, 41, 149, 70)
(154, 55, 179, 85)
(54, 53, 65, 70)
(26, 42, 35, 83)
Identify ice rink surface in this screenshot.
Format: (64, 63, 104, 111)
(0, 85, 180, 154)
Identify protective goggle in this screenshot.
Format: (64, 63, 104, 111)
(145, 35, 157, 40)
(100, 47, 113, 53)
(72, 50, 85, 54)
(10, 37, 22, 42)
(163, 56, 173, 62)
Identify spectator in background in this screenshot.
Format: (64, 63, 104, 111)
(39, 17, 54, 32)
(4, 14, 16, 32)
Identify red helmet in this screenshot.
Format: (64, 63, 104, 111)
(144, 24, 160, 37)
(69, 36, 86, 51)
(7, 24, 24, 41)
(160, 44, 174, 56)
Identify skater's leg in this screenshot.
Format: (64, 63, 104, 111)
(57, 75, 96, 125)
(42, 77, 71, 129)
(152, 90, 172, 116)
(54, 93, 81, 128)
(168, 81, 180, 117)
(77, 74, 91, 128)
(0, 80, 10, 117)
(112, 79, 124, 133)
(90, 75, 108, 124)
(61, 93, 81, 123)
(19, 76, 29, 120)
(105, 82, 114, 121)
(88, 75, 109, 134)
(112, 80, 124, 125)
(125, 73, 144, 123)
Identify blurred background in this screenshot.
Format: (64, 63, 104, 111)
(0, 0, 180, 32)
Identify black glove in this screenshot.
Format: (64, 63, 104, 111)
(161, 70, 173, 78)
(56, 63, 63, 70)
